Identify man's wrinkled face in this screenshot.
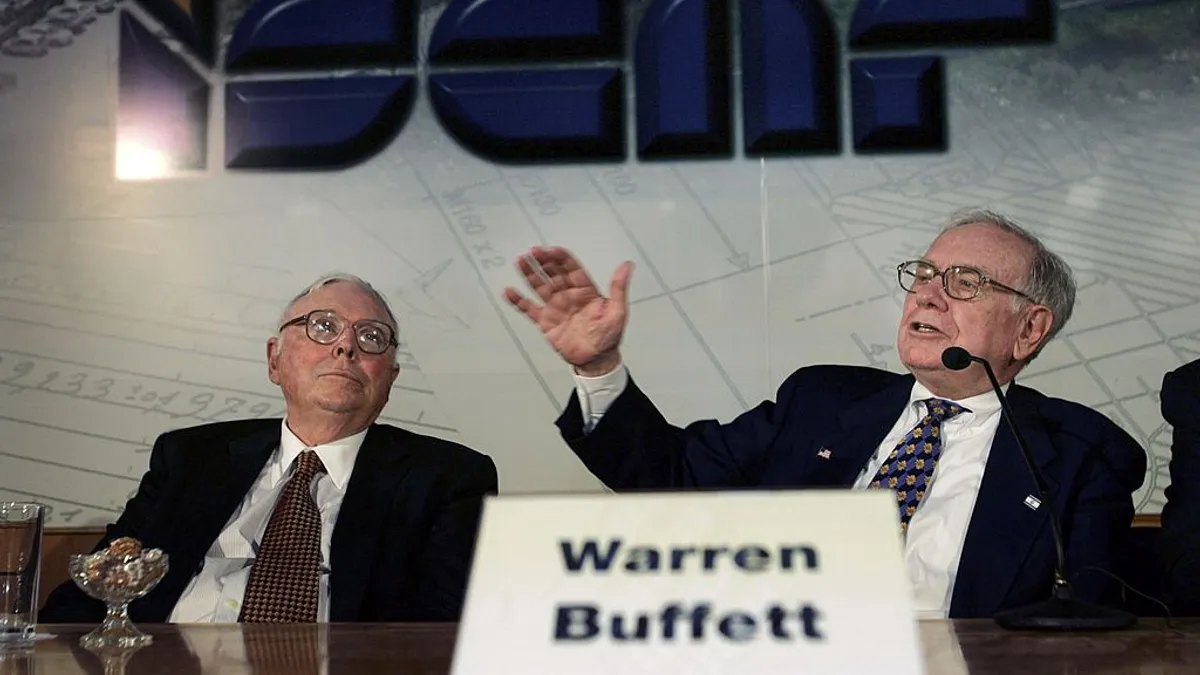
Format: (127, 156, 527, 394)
(267, 282, 399, 424)
(898, 223, 1051, 390)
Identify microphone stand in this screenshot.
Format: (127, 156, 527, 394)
(968, 353, 1137, 630)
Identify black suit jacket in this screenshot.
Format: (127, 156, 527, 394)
(40, 419, 498, 623)
(1160, 359, 1200, 613)
(556, 365, 1147, 618)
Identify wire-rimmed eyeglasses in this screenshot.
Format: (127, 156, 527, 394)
(896, 260, 1033, 302)
(279, 309, 397, 355)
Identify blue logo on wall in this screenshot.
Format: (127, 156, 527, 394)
(115, 0, 1054, 176)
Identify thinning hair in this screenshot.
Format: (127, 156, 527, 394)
(275, 273, 400, 361)
(942, 208, 1077, 360)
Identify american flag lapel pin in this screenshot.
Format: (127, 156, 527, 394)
(817, 448, 832, 460)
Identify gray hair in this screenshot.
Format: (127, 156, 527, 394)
(275, 273, 400, 362)
(942, 208, 1076, 361)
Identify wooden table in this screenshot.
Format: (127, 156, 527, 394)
(4, 619, 1200, 673)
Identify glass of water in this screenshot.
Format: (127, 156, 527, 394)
(0, 502, 43, 649)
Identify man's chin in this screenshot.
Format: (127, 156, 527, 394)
(898, 349, 943, 374)
(312, 392, 365, 415)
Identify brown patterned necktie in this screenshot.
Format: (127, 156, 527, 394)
(243, 626, 324, 675)
(239, 449, 326, 623)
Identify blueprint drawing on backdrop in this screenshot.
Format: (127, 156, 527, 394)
(0, 0, 1197, 524)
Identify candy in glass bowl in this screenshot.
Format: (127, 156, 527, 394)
(68, 537, 168, 649)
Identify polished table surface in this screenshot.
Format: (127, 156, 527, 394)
(3, 619, 1200, 673)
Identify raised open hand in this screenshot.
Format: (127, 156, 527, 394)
(503, 246, 633, 376)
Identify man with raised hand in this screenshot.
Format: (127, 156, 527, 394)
(504, 209, 1145, 619)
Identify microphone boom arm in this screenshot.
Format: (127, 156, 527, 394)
(975, 356, 1068, 586)
(939, 346, 1136, 630)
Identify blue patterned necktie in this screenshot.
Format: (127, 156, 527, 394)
(869, 398, 969, 533)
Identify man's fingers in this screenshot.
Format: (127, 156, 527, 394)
(503, 287, 543, 323)
(609, 261, 634, 308)
(553, 252, 606, 294)
(538, 261, 569, 282)
(516, 254, 560, 302)
(530, 247, 600, 290)
(502, 286, 526, 308)
(528, 246, 572, 268)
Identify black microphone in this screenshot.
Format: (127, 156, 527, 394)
(940, 346, 1136, 631)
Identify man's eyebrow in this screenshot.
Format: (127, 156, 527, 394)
(350, 316, 394, 329)
(360, 316, 399, 333)
(957, 262, 998, 276)
(940, 259, 998, 276)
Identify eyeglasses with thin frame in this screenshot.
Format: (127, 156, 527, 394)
(896, 260, 1034, 302)
(279, 309, 398, 355)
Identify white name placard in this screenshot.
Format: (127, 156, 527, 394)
(450, 490, 923, 675)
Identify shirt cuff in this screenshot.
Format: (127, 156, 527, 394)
(573, 362, 629, 433)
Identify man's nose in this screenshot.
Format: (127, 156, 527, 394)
(332, 329, 357, 358)
(913, 279, 949, 308)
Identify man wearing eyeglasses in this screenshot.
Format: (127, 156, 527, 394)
(41, 274, 498, 624)
(503, 208, 1145, 619)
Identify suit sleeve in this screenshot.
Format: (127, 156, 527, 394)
(554, 372, 805, 490)
(410, 453, 499, 621)
(39, 434, 173, 623)
(1062, 417, 1147, 606)
(1159, 360, 1200, 611)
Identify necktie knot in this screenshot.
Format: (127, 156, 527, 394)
(294, 450, 326, 483)
(921, 397, 968, 424)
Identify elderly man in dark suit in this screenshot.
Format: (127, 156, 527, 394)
(1160, 358, 1200, 614)
(41, 273, 497, 623)
(504, 208, 1146, 619)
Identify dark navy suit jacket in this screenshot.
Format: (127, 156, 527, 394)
(1160, 359, 1200, 614)
(40, 419, 498, 623)
(556, 365, 1146, 618)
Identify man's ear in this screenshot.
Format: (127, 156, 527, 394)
(267, 337, 282, 385)
(1013, 305, 1054, 362)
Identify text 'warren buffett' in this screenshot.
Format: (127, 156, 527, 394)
(553, 537, 826, 645)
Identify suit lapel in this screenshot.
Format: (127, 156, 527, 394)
(133, 424, 279, 622)
(951, 386, 1059, 617)
(806, 376, 914, 486)
(329, 426, 411, 621)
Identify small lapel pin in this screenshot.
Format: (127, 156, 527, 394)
(817, 448, 832, 460)
(1024, 495, 1042, 511)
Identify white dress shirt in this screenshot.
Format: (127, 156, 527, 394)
(167, 421, 366, 623)
(573, 364, 1005, 619)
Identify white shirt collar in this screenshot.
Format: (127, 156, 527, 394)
(909, 379, 1005, 424)
(279, 419, 368, 491)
